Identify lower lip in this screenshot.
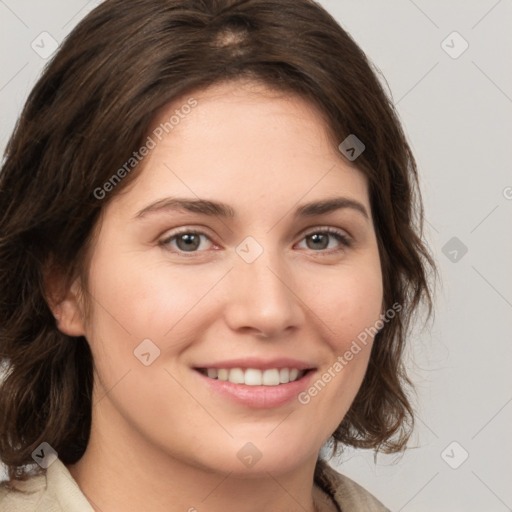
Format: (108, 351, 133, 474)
(194, 369, 315, 409)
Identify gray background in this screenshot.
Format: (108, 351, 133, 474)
(1, 1, 511, 511)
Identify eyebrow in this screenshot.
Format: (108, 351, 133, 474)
(134, 196, 369, 221)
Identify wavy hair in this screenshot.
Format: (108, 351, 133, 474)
(0, 0, 436, 482)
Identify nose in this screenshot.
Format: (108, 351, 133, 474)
(222, 242, 305, 338)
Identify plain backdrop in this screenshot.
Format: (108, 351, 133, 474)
(1, 1, 511, 511)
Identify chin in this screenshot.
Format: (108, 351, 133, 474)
(191, 436, 319, 477)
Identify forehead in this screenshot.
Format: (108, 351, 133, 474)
(109, 79, 370, 219)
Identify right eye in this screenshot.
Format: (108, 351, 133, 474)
(160, 229, 216, 254)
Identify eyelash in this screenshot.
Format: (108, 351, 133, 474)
(159, 227, 352, 257)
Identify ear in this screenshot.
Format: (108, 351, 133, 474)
(44, 267, 86, 337)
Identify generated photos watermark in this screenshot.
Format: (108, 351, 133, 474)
(93, 97, 198, 200)
(297, 302, 402, 405)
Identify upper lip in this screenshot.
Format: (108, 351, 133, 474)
(193, 357, 316, 371)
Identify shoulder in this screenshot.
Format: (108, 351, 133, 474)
(315, 459, 391, 512)
(0, 459, 94, 512)
(0, 471, 49, 511)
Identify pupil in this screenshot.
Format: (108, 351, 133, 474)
(178, 234, 199, 251)
(308, 233, 327, 250)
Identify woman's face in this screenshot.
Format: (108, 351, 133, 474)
(72, 80, 383, 476)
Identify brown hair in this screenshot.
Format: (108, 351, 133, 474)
(0, 0, 435, 482)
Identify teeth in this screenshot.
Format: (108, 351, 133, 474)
(201, 367, 306, 385)
(228, 368, 245, 384)
(244, 368, 262, 386)
(262, 369, 280, 386)
(207, 368, 218, 379)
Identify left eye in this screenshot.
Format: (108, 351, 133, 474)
(296, 229, 351, 251)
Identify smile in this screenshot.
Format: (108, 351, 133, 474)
(196, 367, 306, 386)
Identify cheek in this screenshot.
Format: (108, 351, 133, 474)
(86, 246, 207, 340)
(296, 260, 382, 430)
(308, 258, 383, 351)
(82, 249, 205, 416)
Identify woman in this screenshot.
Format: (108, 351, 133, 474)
(0, 0, 435, 510)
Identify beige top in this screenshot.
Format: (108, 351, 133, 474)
(0, 458, 390, 511)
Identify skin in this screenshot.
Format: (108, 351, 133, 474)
(51, 79, 383, 512)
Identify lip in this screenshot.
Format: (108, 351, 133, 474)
(193, 357, 315, 371)
(193, 366, 316, 409)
